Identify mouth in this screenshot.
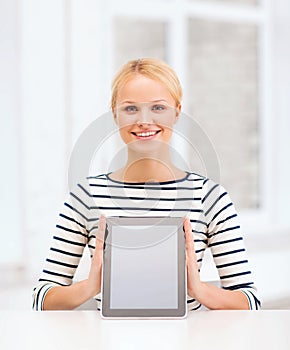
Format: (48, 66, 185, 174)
(131, 130, 161, 140)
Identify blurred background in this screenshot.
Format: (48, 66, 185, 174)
(1, 0, 290, 310)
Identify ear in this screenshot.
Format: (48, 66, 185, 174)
(174, 104, 181, 123)
(112, 109, 119, 126)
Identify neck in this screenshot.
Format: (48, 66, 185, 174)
(119, 148, 184, 183)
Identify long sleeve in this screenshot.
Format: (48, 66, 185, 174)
(32, 178, 99, 310)
(202, 179, 261, 310)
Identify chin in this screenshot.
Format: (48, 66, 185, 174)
(127, 139, 169, 155)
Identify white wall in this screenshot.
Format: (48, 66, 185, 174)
(0, 0, 23, 266)
(271, 0, 290, 229)
(19, 0, 68, 281)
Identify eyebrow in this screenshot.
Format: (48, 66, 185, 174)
(119, 99, 169, 104)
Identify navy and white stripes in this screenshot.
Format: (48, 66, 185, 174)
(32, 172, 261, 311)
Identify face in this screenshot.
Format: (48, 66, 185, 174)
(114, 74, 181, 153)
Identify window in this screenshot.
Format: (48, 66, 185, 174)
(113, 18, 166, 69)
(187, 19, 259, 210)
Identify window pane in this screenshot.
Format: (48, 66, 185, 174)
(188, 0, 259, 5)
(113, 18, 167, 69)
(187, 19, 259, 210)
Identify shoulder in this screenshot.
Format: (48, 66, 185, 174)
(185, 172, 229, 202)
(185, 171, 206, 185)
(186, 172, 222, 189)
(67, 173, 109, 200)
(86, 173, 108, 184)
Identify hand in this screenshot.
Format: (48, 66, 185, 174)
(87, 215, 106, 297)
(183, 216, 202, 299)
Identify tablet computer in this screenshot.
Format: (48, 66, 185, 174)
(101, 216, 186, 319)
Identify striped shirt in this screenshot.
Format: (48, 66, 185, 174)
(32, 171, 261, 311)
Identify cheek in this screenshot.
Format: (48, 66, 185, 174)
(116, 116, 134, 129)
(162, 127, 173, 143)
(118, 125, 132, 144)
(157, 116, 175, 138)
(115, 116, 132, 141)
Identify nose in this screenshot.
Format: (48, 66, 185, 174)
(137, 106, 153, 125)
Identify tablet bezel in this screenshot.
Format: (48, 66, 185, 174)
(101, 216, 187, 319)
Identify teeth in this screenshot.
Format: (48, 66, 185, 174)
(136, 131, 158, 137)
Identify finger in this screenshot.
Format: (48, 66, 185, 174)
(183, 217, 197, 262)
(183, 217, 194, 248)
(96, 215, 106, 239)
(95, 215, 106, 253)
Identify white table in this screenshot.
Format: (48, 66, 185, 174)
(0, 310, 289, 350)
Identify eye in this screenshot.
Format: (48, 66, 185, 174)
(152, 104, 166, 112)
(124, 105, 138, 113)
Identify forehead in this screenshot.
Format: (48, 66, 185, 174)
(116, 74, 174, 104)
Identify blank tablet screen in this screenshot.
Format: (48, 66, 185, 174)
(101, 216, 186, 318)
(110, 225, 178, 309)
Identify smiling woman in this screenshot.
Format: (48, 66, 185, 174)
(110, 59, 183, 182)
(32, 58, 261, 312)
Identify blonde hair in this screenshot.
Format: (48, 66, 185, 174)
(111, 58, 183, 111)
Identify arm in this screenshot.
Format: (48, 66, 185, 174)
(43, 216, 105, 310)
(32, 178, 105, 310)
(43, 280, 97, 310)
(192, 282, 249, 310)
(185, 180, 261, 310)
(184, 217, 249, 310)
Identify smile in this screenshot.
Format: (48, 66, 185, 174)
(131, 130, 161, 139)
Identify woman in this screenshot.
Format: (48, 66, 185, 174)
(33, 58, 260, 311)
